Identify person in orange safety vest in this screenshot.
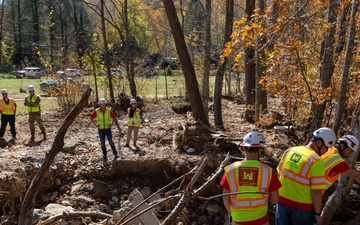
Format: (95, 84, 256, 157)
(321, 134, 360, 192)
(220, 131, 282, 225)
(0, 89, 17, 142)
(276, 127, 336, 225)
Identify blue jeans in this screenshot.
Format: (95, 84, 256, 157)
(98, 128, 117, 158)
(276, 203, 315, 225)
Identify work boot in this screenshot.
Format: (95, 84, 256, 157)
(42, 132, 47, 140)
(30, 136, 35, 142)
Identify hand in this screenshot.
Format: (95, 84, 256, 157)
(315, 214, 322, 225)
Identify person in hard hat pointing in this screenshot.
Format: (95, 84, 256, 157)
(0, 89, 17, 142)
(124, 98, 141, 149)
(90, 98, 118, 162)
(321, 134, 360, 191)
(220, 131, 282, 225)
(24, 85, 46, 142)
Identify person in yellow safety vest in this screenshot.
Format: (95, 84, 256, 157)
(24, 85, 46, 142)
(90, 98, 118, 162)
(0, 89, 17, 142)
(321, 135, 360, 193)
(124, 98, 141, 149)
(276, 127, 336, 225)
(220, 131, 282, 225)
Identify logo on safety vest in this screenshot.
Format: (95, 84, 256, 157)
(239, 167, 258, 187)
(290, 153, 302, 163)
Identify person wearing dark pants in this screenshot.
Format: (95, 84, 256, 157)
(0, 89, 17, 142)
(90, 98, 118, 164)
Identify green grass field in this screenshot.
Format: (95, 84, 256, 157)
(0, 72, 242, 114)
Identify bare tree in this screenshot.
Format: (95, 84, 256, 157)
(213, 0, 234, 128)
(100, 0, 115, 102)
(201, 0, 211, 118)
(162, 0, 209, 126)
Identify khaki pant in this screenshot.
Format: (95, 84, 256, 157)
(29, 112, 46, 137)
(126, 126, 139, 145)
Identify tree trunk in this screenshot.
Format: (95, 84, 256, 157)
(333, 0, 358, 135)
(201, 0, 211, 119)
(307, 0, 338, 141)
(100, 0, 115, 102)
(244, 0, 255, 123)
(322, 87, 360, 224)
(213, 0, 234, 128)
(124, 0, 137, 97)
(0, 0, 6, 65)
(162, 0, 209, 126)
(18, 88, 92, 225)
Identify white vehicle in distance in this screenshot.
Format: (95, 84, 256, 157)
(56, 68, 82, 79)
(15, 67, 42, 79)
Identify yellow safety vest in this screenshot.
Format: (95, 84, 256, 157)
(224, 160, 271, 223)
(27, 94, 40, 113)
(277, 146, 326, 205)
(321, 147, 345, 189)
(96, 108, 112, 129)
(127, 108, 141, 127)
(0, 98, 16, 115)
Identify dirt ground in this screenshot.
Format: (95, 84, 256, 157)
(0, 94, 359, 224)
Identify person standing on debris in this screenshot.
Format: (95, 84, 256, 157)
(276, 127, 336, 225)
(0, 89, 17, 142)
(321, 134, 360, 192)
(90, 98, 118, 161)
(24, 85, 46, 142)
(220, 131, 282, 225)
(124, 98, 141, 148)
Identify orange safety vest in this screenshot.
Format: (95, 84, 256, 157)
(321, 147, 345, 189)
(0, 98, 16, 115)
(127, 108, 141, 127)
(27, 94, 40, 113)
(277, 146, 326, 206)
(224, 160, 271, 223)
(96, 108, 112, 129)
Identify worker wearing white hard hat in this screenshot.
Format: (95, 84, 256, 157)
(276, 127, 336, 225)
(124, 98, 141, 149)
(90, 98, 118, 164)
(24, 84, 46, 142)
(0, 88, 17, 142)
(321, 134, 360, 192)
(220, 131, 281, 225)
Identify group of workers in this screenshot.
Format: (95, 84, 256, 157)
(0, 84, 141, 162)
(0, 85, 46, 143)
(90, 98, 141, 163)
(221, 128, 360, 225)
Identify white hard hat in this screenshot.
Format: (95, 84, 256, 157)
(240, 131, 265, 147)
(1, 89, 8, 94)
(313, 127, 336, 148)
(130, 99, 137, 104)
(338, 135, 359, 152)
(98, 98, 107, 105)
(28, 85, 35, 91)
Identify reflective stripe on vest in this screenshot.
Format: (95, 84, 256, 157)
(322, 148, 344, 188)
(96, 108, 111, 129)
(278, 149, 324, 186)
(127, 108, 141, 127)
(226, 161, 270, 209)
(27, 95, 40, 113)
(1, 98, 15, 115)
